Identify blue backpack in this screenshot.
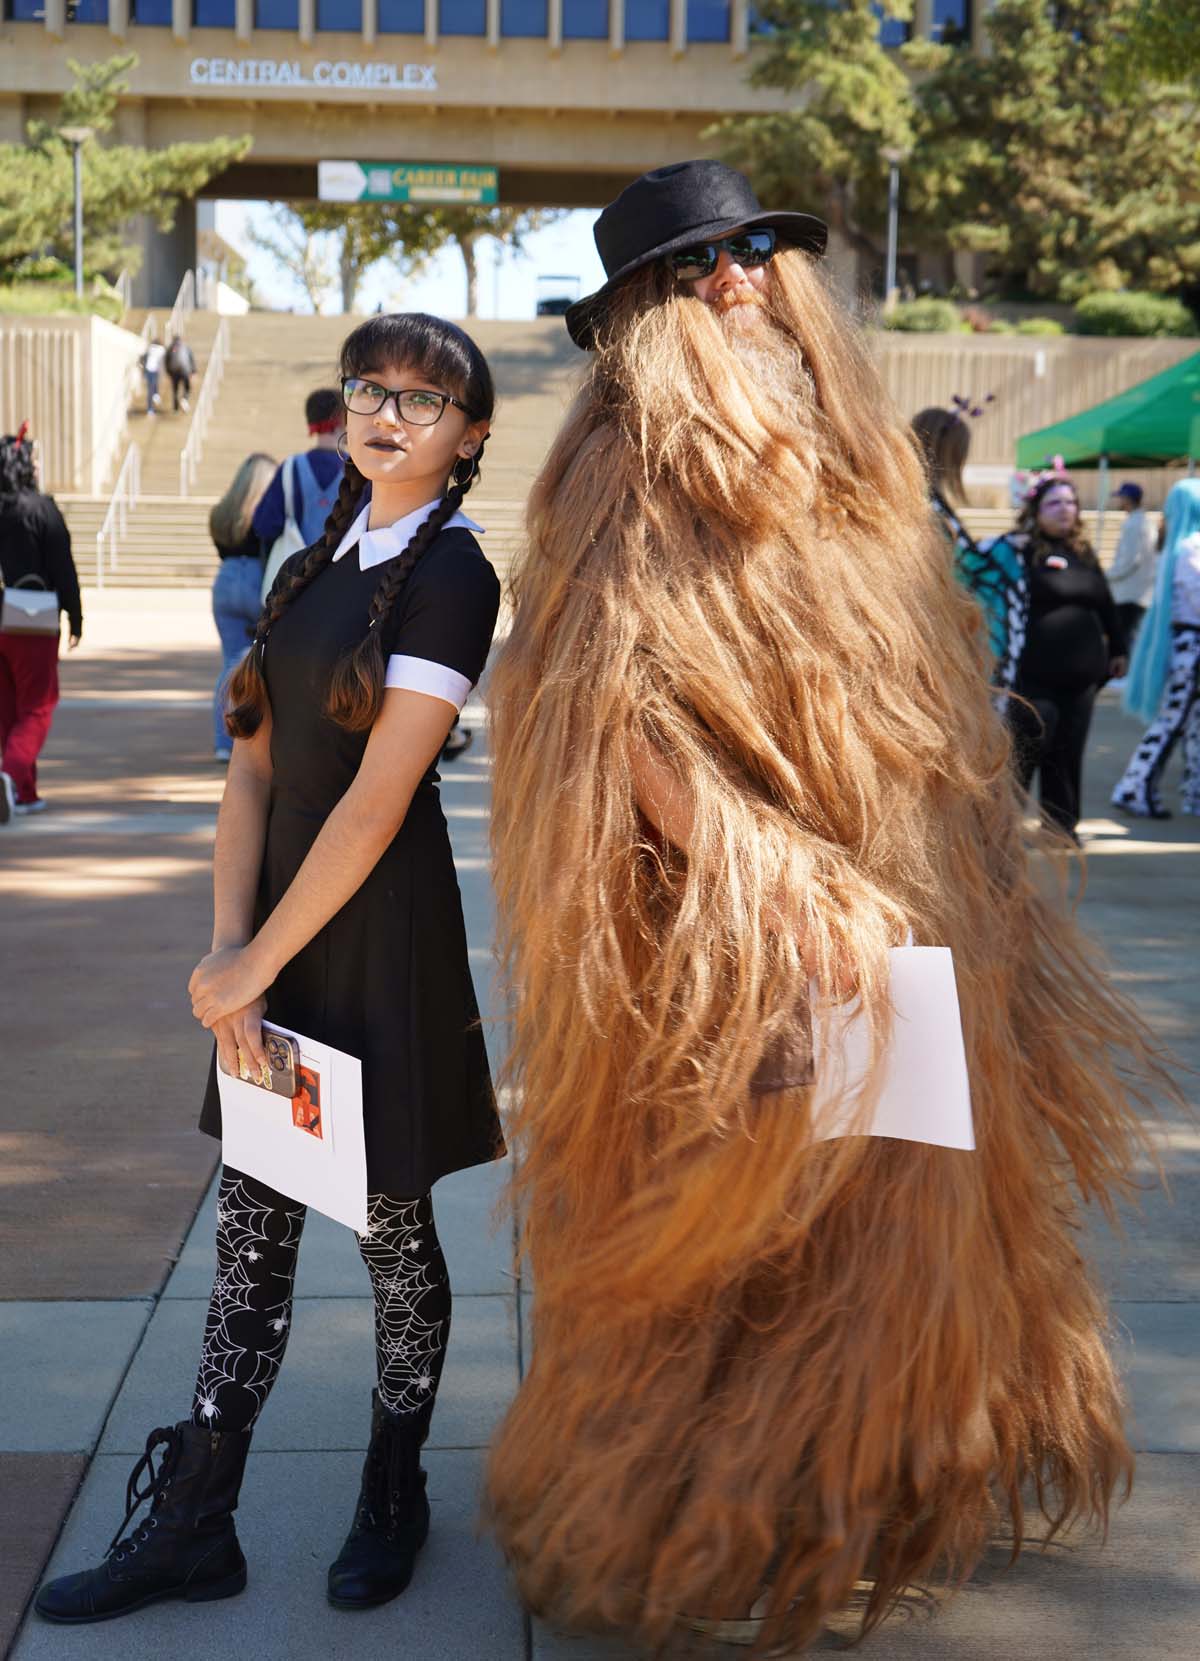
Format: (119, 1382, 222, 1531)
(292, 451, 344, 547)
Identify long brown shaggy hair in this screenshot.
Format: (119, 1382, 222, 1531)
(1017, 474, 1099, 569)
(485, 249, 1169, 1653)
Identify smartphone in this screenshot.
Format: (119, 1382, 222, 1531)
(222, 1028, 300, 1098)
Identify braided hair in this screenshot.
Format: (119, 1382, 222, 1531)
(225, 313, 494, 739)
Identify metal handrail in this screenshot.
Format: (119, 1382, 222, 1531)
(94, 442, 140, 592)
(165, 269, 196, 345)
(179, 315, 230, 496)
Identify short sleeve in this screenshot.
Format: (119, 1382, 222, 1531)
(385, 532, 501, 704)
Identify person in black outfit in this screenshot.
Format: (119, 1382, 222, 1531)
(0, 429, 82, 820)
(166, 335, 197, 412)
(35, 315, 503, 1623)
(1007, 475, 1127, 840)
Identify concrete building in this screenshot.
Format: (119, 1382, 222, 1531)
(2, 1, 987, 302)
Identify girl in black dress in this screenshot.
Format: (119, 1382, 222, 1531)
(35, 314, 503, 1623)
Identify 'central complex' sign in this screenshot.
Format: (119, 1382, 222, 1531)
(189, 58, 438, 91)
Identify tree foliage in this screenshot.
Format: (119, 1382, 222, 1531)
(0, 55, 250, 283)
(712, 0, 1200, 302)
(246, 200, 563, 315)
(909, 0, 1200, 299)
(706, 1, 915, 263)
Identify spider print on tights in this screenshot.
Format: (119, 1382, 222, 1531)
(193, 1172, 306, 1429)
(356, 1194, 452, 1418)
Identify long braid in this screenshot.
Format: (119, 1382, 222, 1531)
(327, 438, 487, 731)
(225, 460, 368, 737)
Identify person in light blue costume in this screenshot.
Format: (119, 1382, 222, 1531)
(1111, 478, 1200, 819)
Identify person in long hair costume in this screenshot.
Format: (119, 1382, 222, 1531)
(485, 162, 1168, 1654)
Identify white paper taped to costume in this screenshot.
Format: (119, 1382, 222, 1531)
(811, 945, 974, 1150)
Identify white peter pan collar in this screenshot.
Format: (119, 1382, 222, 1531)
(331, 496, 485, 572)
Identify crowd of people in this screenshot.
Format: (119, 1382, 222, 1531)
(13, 160, 1181, 1655)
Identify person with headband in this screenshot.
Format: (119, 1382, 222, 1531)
(252, 386, 347, 568)
(485, 160, 1168, 1653)
(35, 315, 503, 1624)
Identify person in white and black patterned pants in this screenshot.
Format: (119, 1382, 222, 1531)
(1111, 623, 1200, 818)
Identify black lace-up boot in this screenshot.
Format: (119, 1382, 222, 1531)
(327, 1391, 430, 1609)
(34, 1421, 251, 1623)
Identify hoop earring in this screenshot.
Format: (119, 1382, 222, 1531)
(452, 454, 476, 487)
(336, 432, 350, 463)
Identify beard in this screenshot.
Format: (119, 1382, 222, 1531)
(716, 293, 812, 418)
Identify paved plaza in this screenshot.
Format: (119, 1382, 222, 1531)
(1, 589, 1197, 1659)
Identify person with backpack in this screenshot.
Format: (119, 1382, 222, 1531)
(253, 388, 346, 599)
(166, 334, 197, 413)
(140, 337, 167, 416)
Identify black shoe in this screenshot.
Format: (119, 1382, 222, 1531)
(327, 1392, 430, 1609)
(34, 1422, 251, 1624)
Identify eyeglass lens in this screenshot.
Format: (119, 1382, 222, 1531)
(342, 380, 450, 425)
(668, 230, 777, 282)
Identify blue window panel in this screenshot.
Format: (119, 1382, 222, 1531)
(563, 0, 606, 35)
(625, 0, 668, 40)
(440, 0, 485, 31)
(194, 0, 235, 24)
(872, 4, 910, 47)
(255, 0, 298, 25)
(502, 0, 545, 34)
(379, 0, 424, 28)
(132, 0, 173, 19)
(931, 0, 971, 44)
(8, 0, 43, 17)
(687, 0, 728, 41)
(318, 0, 362, 25)
(69, 0, 110, 21)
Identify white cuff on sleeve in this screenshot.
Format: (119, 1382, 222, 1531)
(384, 653, 473, 711)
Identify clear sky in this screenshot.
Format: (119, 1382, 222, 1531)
(214, 201, 607, 318)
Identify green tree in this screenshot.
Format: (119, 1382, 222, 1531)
(1106, 0, 1200, 89)
(0, 55, 251, 283)
(706, 1, 917, 267)
(426, 206, 564, 315)
(908, 0, 1200, 299)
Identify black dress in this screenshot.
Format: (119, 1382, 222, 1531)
(200, 526, 504, 1195)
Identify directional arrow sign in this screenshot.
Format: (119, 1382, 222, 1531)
(317, 161, 499, 205)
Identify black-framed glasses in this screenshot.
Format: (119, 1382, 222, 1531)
(666, 229, 777, 283)
(341, 377, 473, 425)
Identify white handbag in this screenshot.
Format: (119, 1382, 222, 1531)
(1, 572, 60, 635)
(260, 456, 307, 605)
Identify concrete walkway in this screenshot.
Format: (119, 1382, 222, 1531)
(2, 590, 1197, 1659)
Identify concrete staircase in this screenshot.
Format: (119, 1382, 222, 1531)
(63, 314, 580, 587)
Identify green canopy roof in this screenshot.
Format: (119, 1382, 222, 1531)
(1016, 352, 1200, 469)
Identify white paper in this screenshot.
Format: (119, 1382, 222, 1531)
(810, 946, 975, 1150)
(215, 1021, 368, 1231)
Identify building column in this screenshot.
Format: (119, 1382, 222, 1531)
(363, 0, 377, 46)
(43, 0, 65, 40)
(914, 0, 933, 39)
(971, 0, 991, 54)
(609, 0, 623, 54)
(299, 0, 315, 48)
(669, 0, 685, 55)
(731, 0, 749, 58)
(486, 0, 500, 49)
(108, 0, 129, 41)
(236, 0, 253, 42)
(425, 0, 437, 48)
(130, 205, 199, 311)
(548, 0, 562, 52)
(172, 0, 190, 43)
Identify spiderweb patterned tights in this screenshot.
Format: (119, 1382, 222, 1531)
(191, 1167, 451, 1432)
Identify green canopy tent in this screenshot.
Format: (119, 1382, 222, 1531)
(1016, 352, 1200, 547)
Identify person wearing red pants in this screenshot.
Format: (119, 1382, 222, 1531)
(0, 431, 82, 820)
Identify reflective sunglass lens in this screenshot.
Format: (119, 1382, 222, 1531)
(726, 232, 776, 266)
(668, 247, 717, 281)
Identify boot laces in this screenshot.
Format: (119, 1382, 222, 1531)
(106, 1425, 182, 1559)
(356, 1418, 421, 1538)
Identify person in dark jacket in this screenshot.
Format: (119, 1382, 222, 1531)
(251, 387, 345, 558)
(166, 335, 197, 413)
(0, 430, 82, 820)
(209, 452, 275, 761)
(1000, 474, 1127, 840)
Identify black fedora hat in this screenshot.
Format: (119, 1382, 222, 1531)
(565, 159, 828, 350)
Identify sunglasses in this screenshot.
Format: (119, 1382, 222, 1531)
(342, 377, 473, 425)
(665, 229, 777, 283)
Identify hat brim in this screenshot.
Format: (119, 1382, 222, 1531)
(564, 210, 828, 350)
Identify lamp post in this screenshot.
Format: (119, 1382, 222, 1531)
(881, 145, 906, 312)
(59, 126, 94, 299)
